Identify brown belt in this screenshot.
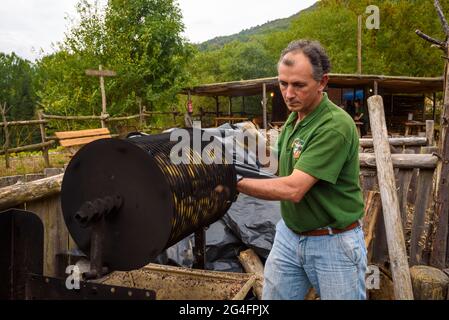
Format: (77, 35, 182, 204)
(297, 221, 360, 236)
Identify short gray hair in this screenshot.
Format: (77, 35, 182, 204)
(278, 40, 331, 81)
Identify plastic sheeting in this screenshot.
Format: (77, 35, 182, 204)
(223, 194, 281, 259)
(155, 193, 281, 271)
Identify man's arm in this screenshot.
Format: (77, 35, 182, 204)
(236, 169, 318, 203)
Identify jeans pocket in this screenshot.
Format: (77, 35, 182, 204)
(337, 232, 362, 265)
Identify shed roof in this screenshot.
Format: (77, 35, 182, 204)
(181, 73, 444, 97)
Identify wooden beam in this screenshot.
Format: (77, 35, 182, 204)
(0, 119, 47, 127)
(58, 135, 111, 147)
(54, 128, 110, 140)
(359, 137, 427, 148)
(0, 174, 63, 211)
(42, 114, 103, 120)
(85, 69, 116, 77)
(238, 249, 264, 300)
(367, 95, 414, 300)
(359, 153, 438, 169)
(0, 140, 55, 156)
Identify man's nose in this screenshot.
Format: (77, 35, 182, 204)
(285, 85, 296, 99)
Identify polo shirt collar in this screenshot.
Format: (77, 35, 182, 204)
(285, 93, 329, 129)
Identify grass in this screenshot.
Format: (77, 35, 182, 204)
(0, 148, 72, 178)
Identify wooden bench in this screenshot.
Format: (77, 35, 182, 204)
(55, 128, 111, 148)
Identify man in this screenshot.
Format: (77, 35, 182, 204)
(237, 40, 367, 300)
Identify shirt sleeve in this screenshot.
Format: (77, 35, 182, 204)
(294, 128, 350, 184)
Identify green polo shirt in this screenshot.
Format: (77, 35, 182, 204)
(277, 93, 364, 233)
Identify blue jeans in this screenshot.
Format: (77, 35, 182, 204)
(262, 219, 367, 300)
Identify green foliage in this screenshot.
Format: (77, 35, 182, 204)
(35, 0, 194, 124)
(188, 0, 449, 115)
(198, 3, 318, 51)
(0, 52, 40, 147)
(0, 52, 36, 120)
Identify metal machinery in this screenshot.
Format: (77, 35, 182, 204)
(1, 129, 239, 299)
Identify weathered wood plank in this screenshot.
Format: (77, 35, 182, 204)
(360, 168, 378, 191)
(0, 174, 63, 211)
(410, 146, 438, 266)
(26, 194, 69, 277)
(54, 128, 110, 140)
(368, 95, 414, 300)
(85, 69, 116, 77)
(410, 168, 435, 266)
(0, 140, 55, 156)
(238, 249, 264, 300)
(59, 134, 111, 147)
(396, 169, 413, 232)
(359, 137, 427, 148)
(363, 191, 382, 251)
(359, 153, 437, 169)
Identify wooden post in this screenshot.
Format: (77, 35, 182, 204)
(27, 195, 69, 277)
(228, 97, 232, 116)
(433, 92, 437, 122)
(215, 96, 219, 117)
(374, 81, 378, 96)
(426, 120, 435, 146)
(262, 83, 267, 129)
(410, 265, 449, 300)
(85, 65, 116, 128)
(1, 103, 10, 169)
(415, 0, 449, 268)
(138, 98, 144, 129)
(367, 95, 414, 300)
(37, 110, 50, 168)
(357, 15, 362, 74)
(410, 146, 439, 266)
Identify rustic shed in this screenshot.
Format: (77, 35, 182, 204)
(181, 73, 443, 135)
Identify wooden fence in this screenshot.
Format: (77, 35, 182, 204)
(1, 107, 263, 168)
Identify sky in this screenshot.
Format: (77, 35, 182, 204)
(0, 0, 316, 61)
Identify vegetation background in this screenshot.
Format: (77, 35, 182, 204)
(1, 0, 448, 142)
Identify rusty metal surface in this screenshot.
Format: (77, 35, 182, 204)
(97, 263, 254, 300)
(25, 274, 155, 300)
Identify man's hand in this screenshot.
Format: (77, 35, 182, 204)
(236, 169, 318, 203)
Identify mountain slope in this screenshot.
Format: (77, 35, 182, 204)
(197, 2, 318, 51)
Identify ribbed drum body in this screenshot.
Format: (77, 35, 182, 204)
(61, 130, 237, 271)
(127, 131, 237, 247)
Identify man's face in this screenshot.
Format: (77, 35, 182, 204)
(278, 52, 328, 115)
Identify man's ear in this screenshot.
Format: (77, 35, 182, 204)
(319, 74, 329, 91)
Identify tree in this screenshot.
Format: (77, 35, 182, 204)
(36, 0, 194, 121)
(0, 52, 36, 120)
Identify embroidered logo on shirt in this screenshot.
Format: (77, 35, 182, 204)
(292, 138, 304, 159)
